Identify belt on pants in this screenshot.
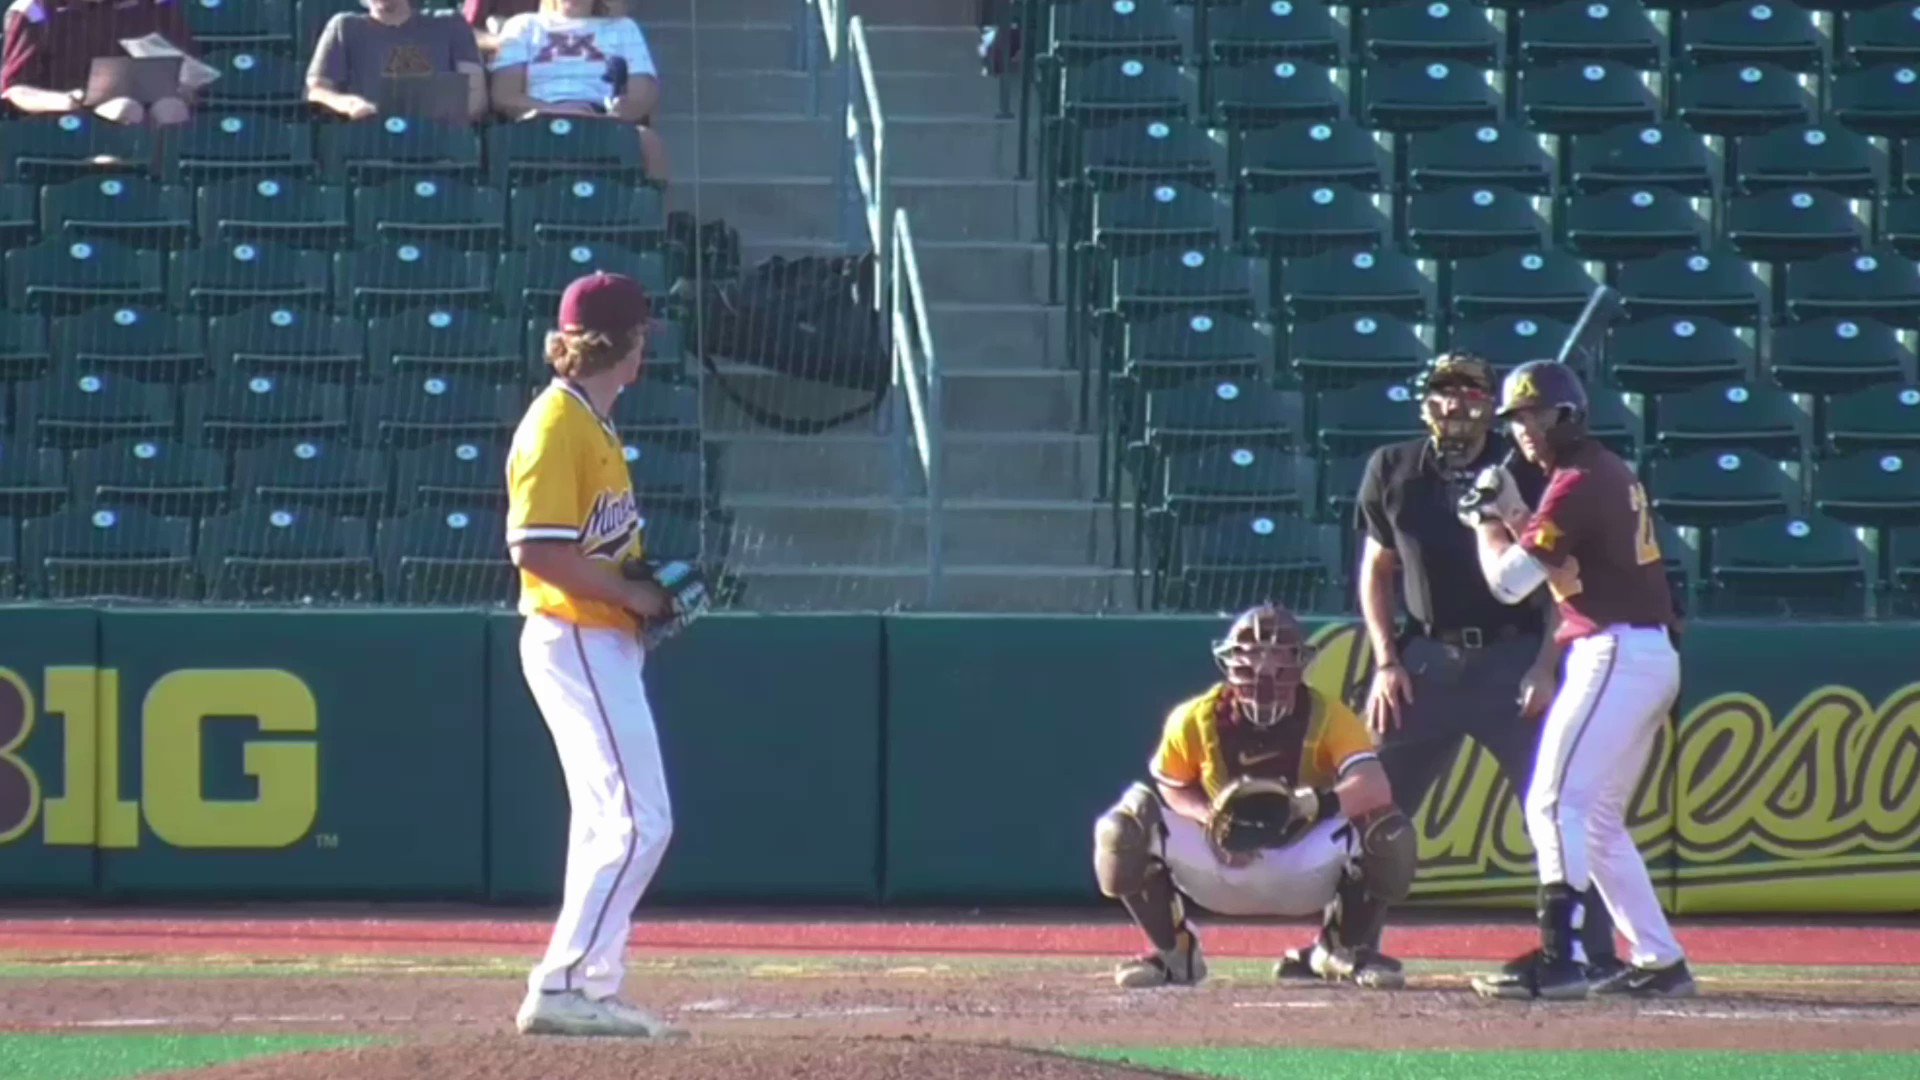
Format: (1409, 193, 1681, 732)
(1416, 624, 1527, 649)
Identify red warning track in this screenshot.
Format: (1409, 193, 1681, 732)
(0, 914, 1914, 966)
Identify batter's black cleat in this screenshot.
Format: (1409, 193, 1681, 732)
(1584, 953, 1631, 988)
(1594, 960, 1698, 999)
(1274, 945, 1319, 982)
(1472, 954, 1590, 1001)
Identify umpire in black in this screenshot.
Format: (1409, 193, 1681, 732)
(1282, 352, 1621, 985)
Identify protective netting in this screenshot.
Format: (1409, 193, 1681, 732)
(0, 0, 922, 612)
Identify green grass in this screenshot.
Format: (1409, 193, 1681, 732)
(1078, 1049, 1920, 1080)
(0, 1034, 363, 1080)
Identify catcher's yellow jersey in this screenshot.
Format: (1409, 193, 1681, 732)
(506, 380, 645, 631)
(1150, 685, 1377, 801)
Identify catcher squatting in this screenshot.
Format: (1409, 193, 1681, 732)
(1094, 358, 1696, 1003)
(504, 271, 709, 1039)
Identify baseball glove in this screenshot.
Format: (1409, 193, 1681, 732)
(621, 559, 712, 648)
(1207, 777, 1314, 855)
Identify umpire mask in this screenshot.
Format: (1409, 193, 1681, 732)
(1213, 603, 1310, 728)
(1416, 353, 1496, 461)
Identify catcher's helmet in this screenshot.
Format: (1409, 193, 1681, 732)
(1495, 359, 1589, 460)
(1212, 602, 1309, 728)
(1411, 352, 1495, 458)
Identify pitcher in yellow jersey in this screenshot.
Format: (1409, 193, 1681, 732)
(505, 271, 683, 1040)
(1092, 603, 1420, 991)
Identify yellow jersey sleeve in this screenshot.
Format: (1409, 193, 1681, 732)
(1149, 700, 1204, 790)
(506, 396, 585, 545)
(1316, 696, 1380, 783)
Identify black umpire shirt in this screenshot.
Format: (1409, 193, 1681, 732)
(1355, 433, 1547, 637)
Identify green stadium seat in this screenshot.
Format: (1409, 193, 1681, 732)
(232, 438, 387, 514)
(1822, 383, 1920, 452)
(1886, 195, 1920, 260)
(1646, 448, 1798, 526)
(197, 176, 351, 249)
(395, 440, 510, 511)
(1672, 62, 1818, 136)
(1207, 60, 1347, 129)
(1651, 380, 1808, 458)
(1519, 61, 1662, 136)
(16, 369, 175, 449)
(1567, 121, 1720, 197)
(1812, 449, 1920, 526)
(1562, 187, 1711, 260)
(1138, 377, 1303, 454)
(1890, 524, 1920, 614)
(1316, 379, 1426, 452)
(335, 242, 494, 316)
(0, 519, 14, 598)
(1064, 119, 1219, 255)
(1585, 386, 1643, 457)
(1449, 313, 1569, 367)
(1519, 0, 1666, 70)
(1318, 450, 1371, 526)
(1839, 64, 1918, 150)
(52, 305, 206, 382)
(69, 438, 228, 516)
(1048, 0, 1183, 62)
(496, 243, 669, 321)
(484, 117, 652, 189)
(1450, 248, 1603, 322)
(1203, 0, 1344, 67)
(0, 312, 51, 383)
(1608, 314, 1754, 393)
(200, 51, 307, 118)
(1282, 248, 1436, 321)
(5, 238, 165, 314)
(1240, 120, 1389, 194)
(353, 177, 506, 251)
(1842, 5, 1920, 68)
(1362, 2, 1503, 66)
(509, 177, 666, 249)
(1783, 248, 1920, 325)
(1618, 249, 1767, 325)
(1286, 312, 1433, 389)
(184, 372, 351, 449)
(39, 176, 193, 248)
(1405, 185, 1549, 259)
(1678, 2, 1828, 72)
(0, 438, 67, 519)
(612, 383, 703, 444)
(1769, 316, 1913, 393)
(19, 505, 197, 600)
(188, 0, 295, 50)
(198, 503, 378, 603)
(0, 117, 151, 185)
(1089, 181, 1222, 258)
(0, 183, 34, 250)
(160, 114, 315, 185)
(1241, 184, 1390, 258)
(1705, 512, 1869, 616)
(376, 507, 515, 605)
(207, 307, 367, 382)
(319, 119, 484, 185)
(1105, 246, 1257, 324)
(1158, 512, 1344, 613)
(623, 440, 705, 506)
(1119, 310, 1275, 389)
(1405, 122, 1555, 195)
(1154, 444, 1308, 523)
(1731, 123, 1888, 197)
(356, 374, 520, 449)
(1724, 189, 1870, 262)
(1361, 60, 1504, 133)
(171, 241, 330, 316)
(373, 308, 520, 381)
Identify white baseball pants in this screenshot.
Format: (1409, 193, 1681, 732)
(1526, 625, 1685, 968)
(1159, 813, 1354, 917)
(519, 614, 674, 1000)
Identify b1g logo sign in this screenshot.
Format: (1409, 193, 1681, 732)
(0, 667, 319, 850)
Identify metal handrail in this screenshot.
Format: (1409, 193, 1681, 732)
(890, 210, 943, 605)
(846, 17, 888, 262)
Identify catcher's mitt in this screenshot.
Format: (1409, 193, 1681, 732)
(621, 559, 711, 648)
(1207, 777, 1312, 855)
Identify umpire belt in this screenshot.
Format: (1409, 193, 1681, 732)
(1417, 624, 1527, 649)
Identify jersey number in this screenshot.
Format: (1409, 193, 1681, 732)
(1629, 483, 1661, 566)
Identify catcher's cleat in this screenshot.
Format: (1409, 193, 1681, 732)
(1115, 930, 1208, 989)
(1314, 945, 1406, 990)
(516, 990, 688, 1039)
(1274, 944, 1320, 981)
(1593, 960, 1698, 999)
(1471, 954, 1590, 1002)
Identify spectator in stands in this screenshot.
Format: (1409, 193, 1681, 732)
(306, 0, 487, 123)
(463, 0, 629, 55)
(0, 0, 199, 126)
(489, 0, 667, 183)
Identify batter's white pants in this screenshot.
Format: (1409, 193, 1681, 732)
(1159, 813, 1354, 917)
(520, 614, 673, 1000)
(1525, 625, 1685, 968)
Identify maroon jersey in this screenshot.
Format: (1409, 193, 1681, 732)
(1, 0, 196, 94)
(1517, 440, 1675, 645)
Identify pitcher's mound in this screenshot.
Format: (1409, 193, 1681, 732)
(173, 1034, 1182, 1080)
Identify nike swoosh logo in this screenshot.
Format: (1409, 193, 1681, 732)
(1239, 749, 1287, 766)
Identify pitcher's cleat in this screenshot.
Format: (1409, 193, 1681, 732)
(1114, 929, 1207, 989)
(516, 990, 688, 1038)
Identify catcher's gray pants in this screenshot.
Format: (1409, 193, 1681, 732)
(1374, 633, 1543, 814)
(1159, 812, 1353, 917)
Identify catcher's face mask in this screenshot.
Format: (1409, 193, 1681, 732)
(1213, 604, 1311, 728)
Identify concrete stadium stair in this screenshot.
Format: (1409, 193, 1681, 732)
(651, 0, 1122, 611)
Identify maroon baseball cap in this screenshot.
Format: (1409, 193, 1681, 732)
(557, 271, 651, 338)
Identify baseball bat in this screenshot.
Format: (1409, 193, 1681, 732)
(1553, 283, 1623, 376)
